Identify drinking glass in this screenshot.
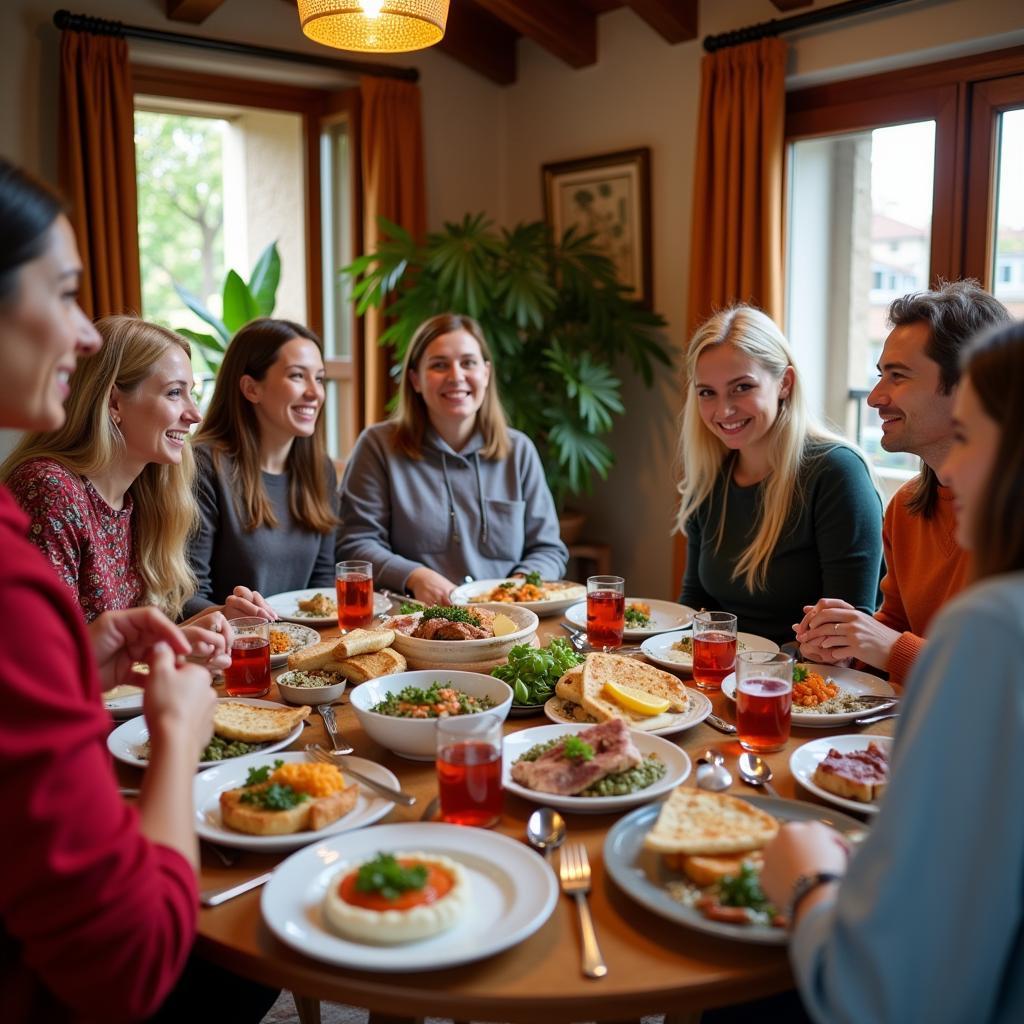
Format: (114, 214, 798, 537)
(336, 560, 373, 631)
(224, 616, 271, 697)
(586, 575, 625, 650)
(436, 716, 503, 828)
(691, 611, 738, 690)
(736, 650, 795, 753)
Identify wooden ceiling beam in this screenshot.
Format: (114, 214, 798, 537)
(438, 2, 518, 85)
(470, 0, 597, 68)
(164, 0, 228, 23)
(624, 0, 697, 43)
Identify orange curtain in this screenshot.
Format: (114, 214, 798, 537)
(673, 37, 788, 594)
(58, 31, 141, 319)
(359, 76, 427, 427)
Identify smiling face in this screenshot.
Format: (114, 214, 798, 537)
(111, 344, 201, 468)
(693, 342, 793, 456)
(867, 322, 955, 466)
(409, 329, 491, 433)
(241, 336, 325, 443)
(0, 215, 101, 431)
(942, 377, 1000, 550)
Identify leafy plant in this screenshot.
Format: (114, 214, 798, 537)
(173, 241, 282, 377)
(344, 214, 670, 508)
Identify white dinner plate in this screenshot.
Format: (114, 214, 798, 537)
(269, 621, 322, 667)
(193, 751, 397, 851)
(107, 697, 306, 771)
(641, 629, 780, 673)
(450, 578, 586, 617)
(261, 822, 558, 971)
(604, 795, 867, 945)
(264, 587, 390, 626)
(503, 724, 690, 813)
(789, 734, 894, 817)
(104, 688, 145, 720)
(543, 687, 712, 738)
(564, 598, 695, 639)
(721, 662, 895, 728)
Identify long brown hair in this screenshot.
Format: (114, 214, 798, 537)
(391, 313, 510, 460)
(194, 318, 336, 534)
(961, 320, 1024, 579)
(0, 316, 198, 618)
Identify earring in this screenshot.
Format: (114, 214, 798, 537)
(111, 414, 121, 426)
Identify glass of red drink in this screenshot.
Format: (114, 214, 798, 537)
(691, 611, 738, 690)
(586, 575, 625, 650)
(736, 650, 794, 753)
(224, 616, 271, 698)
(436, 716, 503, 828)
(335, 560, 373, 632)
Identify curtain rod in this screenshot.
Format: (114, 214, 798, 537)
(52, 9, 420, 82)
(703, 0, 914, 53)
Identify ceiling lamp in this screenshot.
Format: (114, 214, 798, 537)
(297, 1, 449, 54)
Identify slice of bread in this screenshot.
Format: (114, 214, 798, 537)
(581, 654, 690, 723)
(669, 851, 765, 886)
(329, 647, 407, 683)
(333, 628, 395, 659)
(213, 702, 311, 742)
(287, 638, 341, 672)
(643, 788, 779, 856)
(219, 783, 357, 836)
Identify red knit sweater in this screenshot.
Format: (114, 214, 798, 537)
(877, 480, 972, 685)
(0, 488, 196, 1022)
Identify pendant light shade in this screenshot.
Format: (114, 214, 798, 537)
(297, 1, 449, 54)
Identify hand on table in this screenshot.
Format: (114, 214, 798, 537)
(406, 567, 458, 606)
(142, 641, 216, 761)
(181, 610, 233, 671)
(88, 606, 191, 691)
(793, 599, 899, 671)
(761, 821, 849, 923)
(224, 585, 279, 621)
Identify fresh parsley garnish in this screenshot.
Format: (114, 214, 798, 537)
(239, 782, 308, 810)
(356, 853, 428, 900)
(244, 758, 284, 786)
(624, 606, 651, 628)
(793, 664, 809, 683)
(499, 581, 516, 590)
(399, 601, 423, 614)
(524, 570, 543, 587)
(420, 606, 482, 626)
(562, 735, 594, 763)
(717, 863, 774, 913)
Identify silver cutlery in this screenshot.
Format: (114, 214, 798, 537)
(200, 871, 273, 907)
(317, 703, 354, 754)
(206, 841, 238, 868)
(419, 794, 440, 822)
(559, 843, 607, 979)
(705, 712, 738, 735)
(526, 807, 567, 862)
(305, 743, 417, 806)
(695, 749, 732, 791)
(853, 711, 900, 726)
(737, 752, 779, 798)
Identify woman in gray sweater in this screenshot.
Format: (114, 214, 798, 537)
(338, 313, 567, 605)
(184, 319, 338, 619)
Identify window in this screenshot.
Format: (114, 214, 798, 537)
(990, 107, 1024, 311)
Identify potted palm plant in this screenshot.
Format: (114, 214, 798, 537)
(345, 214, 671, 517)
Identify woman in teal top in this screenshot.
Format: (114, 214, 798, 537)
(676, 305, 882, 646)
(761, 318, 1024, 1023)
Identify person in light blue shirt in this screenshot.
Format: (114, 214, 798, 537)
(761, 318, 1024, 1024)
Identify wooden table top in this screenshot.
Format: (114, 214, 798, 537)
(117, 613, 894, 1022)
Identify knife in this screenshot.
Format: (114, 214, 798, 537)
(705, 713, 737, 735)
(201, 871, 273, 907)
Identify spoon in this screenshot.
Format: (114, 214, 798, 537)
(737, 752, 779, 798)
(695, 749, 732, 791)
(526, 807, 567, 862)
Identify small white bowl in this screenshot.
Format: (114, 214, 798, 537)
(349, 670, 513, 760)
(388, 603, 539, 671)
(275, 669, 347, 706)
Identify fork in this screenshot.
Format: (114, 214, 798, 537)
(558, 843, 607, 979)
(317, 703, 355, 754)
(305, 744, 417, 806)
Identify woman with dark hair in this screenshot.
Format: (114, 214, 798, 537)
(183, 317, 339, 617)
(0, 162, 276, 1020)
(338, 312, 567, 605)
(761, 319, 1024, 1023)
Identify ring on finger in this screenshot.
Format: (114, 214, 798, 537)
(834, 622, 840, 633)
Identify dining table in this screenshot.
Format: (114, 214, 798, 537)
(113, 606, 896, 1024)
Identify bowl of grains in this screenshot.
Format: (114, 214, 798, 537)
(275, 669, 347, 706)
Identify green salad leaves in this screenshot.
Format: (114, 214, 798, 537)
(492, 638, 584, 706)
(356, 853, 428, 900)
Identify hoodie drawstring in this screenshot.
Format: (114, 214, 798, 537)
(440, 452, 460, 544)
(474, 453, 489, 545)
(439, 450, 489, 547)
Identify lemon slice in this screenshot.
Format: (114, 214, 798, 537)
(492, 613, 518, 637)
(603, 680, 670, 716)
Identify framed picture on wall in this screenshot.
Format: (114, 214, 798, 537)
(542, 147, 652, 306)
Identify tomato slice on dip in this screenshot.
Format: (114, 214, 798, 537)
(340, 859, 454, 912)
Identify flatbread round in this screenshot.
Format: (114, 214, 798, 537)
(643, 788, 779, 855)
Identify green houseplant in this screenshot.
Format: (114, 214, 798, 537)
(345, 214, 670, 510)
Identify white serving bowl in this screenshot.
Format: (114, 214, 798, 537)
(387, 603, 539, 672)
(275, 669, 347, 707)
(349, 670, 513, 760)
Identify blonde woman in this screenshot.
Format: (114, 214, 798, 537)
(1, 315, 229, 664)
(676, 305, 882, 646)
(338, 312, 567, 606)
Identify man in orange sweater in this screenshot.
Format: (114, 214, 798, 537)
(794, 281, 1010, 685)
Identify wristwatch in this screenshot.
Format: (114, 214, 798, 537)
(788, 871, 841, 922)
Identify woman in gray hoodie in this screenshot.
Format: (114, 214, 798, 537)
(338, 313, 568, 605)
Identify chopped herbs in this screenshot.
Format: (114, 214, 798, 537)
(399, 601, 424, 614)
(370, 682, 496, 718)
(244, 759, 284, 786)
(491, 637, 584, 706)
(717, 862, 774, 914)
(420, 606, 482, 626)
(239, 782, 308, 811)
(524, 570, 543, 587)
(563, 735, 594, 763)
(624, 606, 652, 628)
(356, 853, 428, 901)
(793, 664, 810, 683)
(498, 581, 516, 591)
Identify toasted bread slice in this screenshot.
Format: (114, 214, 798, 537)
(555, 665, 585, 704)
(329, 647, 407, 683)
(287, 638, 341, 672)
(668, 851, 765, 885)
(213, 702, 311, 742)
(643, 788, 779, 856)
(219, 783, 357, 835)
(581, 654, 689, 724)
(332, 628, 395, 659)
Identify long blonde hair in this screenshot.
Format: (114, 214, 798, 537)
(675, 305, 857, 592)
(0, 315, 198, 618)
(392, 313, 510, 460)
